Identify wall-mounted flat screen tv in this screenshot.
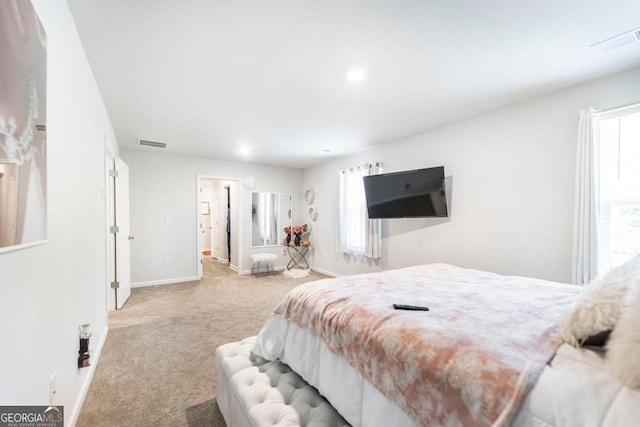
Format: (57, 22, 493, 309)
(363, 166, 448, 218)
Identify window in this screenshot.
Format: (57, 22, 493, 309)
(338, 163, 382, 258)
(597, 108, 640, 273)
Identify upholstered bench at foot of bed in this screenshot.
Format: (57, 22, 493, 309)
(216, 336, 349, 427)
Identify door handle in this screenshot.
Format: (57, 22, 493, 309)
(128, 235, 135, 240)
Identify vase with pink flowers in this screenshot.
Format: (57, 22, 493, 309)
(284, 224, 308, 246)
(282, 226, 291, 245)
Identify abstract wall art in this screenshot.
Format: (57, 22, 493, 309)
(0, 0, 47, 253)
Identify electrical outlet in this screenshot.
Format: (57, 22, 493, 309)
(164, 256, 172, 265)
(49, 371, 56, 404)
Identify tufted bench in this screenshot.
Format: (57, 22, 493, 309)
(250, 253, 277, 274)
(216, 336, 349, 427)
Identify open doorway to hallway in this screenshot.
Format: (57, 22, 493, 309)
(198, 176, 239, 278)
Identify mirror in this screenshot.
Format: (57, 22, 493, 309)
(251, 192, 291, 247)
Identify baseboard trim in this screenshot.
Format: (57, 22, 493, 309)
(68, 325, 108, 427)
(309, 266, 341, 277)
(131, 276, 200, 288)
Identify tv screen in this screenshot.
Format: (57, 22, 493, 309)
(363, 166, 447, 218)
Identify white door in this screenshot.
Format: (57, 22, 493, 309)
(211, 190, 220, 259)
(114, 158, 132, 309)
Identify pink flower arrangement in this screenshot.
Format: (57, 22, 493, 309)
(283, 224, 308, 235)
(292, 224, 308, 234)
(283, 224, 309, 246)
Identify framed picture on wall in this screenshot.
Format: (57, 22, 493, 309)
(0, 1, 48, 254)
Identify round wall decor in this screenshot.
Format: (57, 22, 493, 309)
(303, 188, 315, 204)
(241, 176, 256, 190)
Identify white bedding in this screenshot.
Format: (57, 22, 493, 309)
(254, 317, 417, 427)
(516, 344, 640, 427)
(254, 316, 640, 427)
(254, 264, 582, 426)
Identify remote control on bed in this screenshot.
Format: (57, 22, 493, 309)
(393, 304, 429, 311)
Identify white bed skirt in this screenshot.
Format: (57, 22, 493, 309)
(254, 317, 416, 426)
(253, 317, 640, 427)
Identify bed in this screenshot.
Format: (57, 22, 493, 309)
(224, 263, 640, 426)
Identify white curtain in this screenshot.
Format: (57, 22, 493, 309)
(572, 108, 599, 285)
(338, 162, 382, 259)
(364, 163, 382, 259)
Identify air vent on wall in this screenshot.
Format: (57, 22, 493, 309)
(591, 28, 640, 53)
(137, 138, 167, 148)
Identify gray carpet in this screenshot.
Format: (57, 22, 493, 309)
(76, 259, 327, 427)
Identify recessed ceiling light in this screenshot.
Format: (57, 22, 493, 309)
(346, 67, 367, 83)
(236, 144, 252, 157)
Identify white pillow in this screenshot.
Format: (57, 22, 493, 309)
(606, 289, 640, 389)
(558, 255, 640, 346)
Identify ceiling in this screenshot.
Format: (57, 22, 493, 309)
(68, 0, 640, 168)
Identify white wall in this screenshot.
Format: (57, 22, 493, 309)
(0, 1, 118, 425)
(304, 67, 640, 283)
(120, 149, 303, 283)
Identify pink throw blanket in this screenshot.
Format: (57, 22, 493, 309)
(270, 264, 581, 426)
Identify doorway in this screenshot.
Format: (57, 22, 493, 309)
(197, 176, 240, 279)
(225, 185, 231, 263)
(0, 165, 18, 247)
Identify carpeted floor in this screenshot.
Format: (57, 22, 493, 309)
(76, 259, 327, 427)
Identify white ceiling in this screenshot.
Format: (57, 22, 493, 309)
(68, 0, 640, 168)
